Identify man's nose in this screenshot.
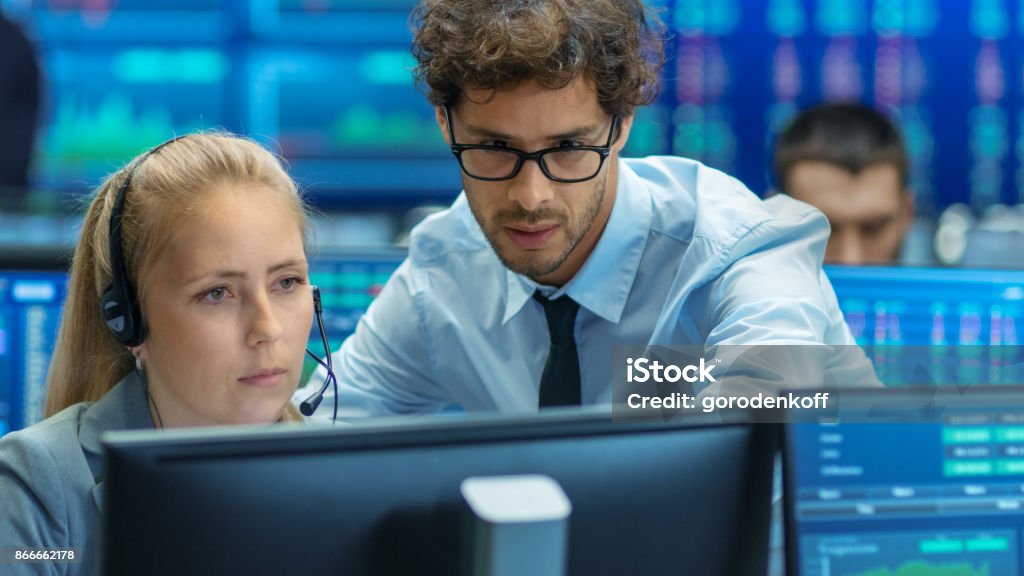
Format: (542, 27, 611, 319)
(507, 159, 555, 212)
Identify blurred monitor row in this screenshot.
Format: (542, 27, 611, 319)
(4, 0, 1024, 210)
(5, 202, 1023, 269)
(0, 247, 405, 434)
(2, 251, 1023, 435)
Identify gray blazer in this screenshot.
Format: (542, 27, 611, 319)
(0, 372, 153, 575)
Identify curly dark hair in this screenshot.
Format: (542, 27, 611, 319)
(410, 0, 666, 117)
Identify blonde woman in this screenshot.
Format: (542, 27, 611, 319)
(0, 133, 315, 574)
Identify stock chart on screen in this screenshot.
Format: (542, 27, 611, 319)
(826, 266, 1024, 347)
(826, 265, 1024, 386)
(4, 0, 1024, 209)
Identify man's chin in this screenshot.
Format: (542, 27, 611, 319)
(495, 246, 563, 279)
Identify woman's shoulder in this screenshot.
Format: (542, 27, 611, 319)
(0, 401, 93, 482)
(0, 401, 96, 553)
(1, 372, 152, 467)
(2, 401, 91, 449)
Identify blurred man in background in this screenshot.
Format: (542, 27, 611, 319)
(774, 102, 913, 265)
(0, 12, 41, 202)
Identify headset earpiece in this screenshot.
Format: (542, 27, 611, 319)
(100, 276, 145, 347)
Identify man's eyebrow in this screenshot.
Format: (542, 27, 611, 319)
(459, 122, 605, 143)
(862, 214, 896, 226)
(547, 124, 605, 141)
(459, 123, 516, 140)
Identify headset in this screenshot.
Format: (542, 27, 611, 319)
(99, 135, 338, 421)
(100, 136, 186, 347)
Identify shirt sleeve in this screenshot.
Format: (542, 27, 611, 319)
(0, 431, 71, 576)
(699, 202, 881, 395)
(306, 260, 453, 419)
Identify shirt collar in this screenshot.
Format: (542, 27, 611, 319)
(502, 160, 652, 324)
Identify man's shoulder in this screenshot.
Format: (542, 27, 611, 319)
(405, 195, 494, 268)
(622, 155, 756, 199)
(624, 155, 827, 249)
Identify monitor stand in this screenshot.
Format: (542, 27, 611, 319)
(461, 474, 572, 576)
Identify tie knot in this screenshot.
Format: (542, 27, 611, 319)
(534, 292, 580, 345)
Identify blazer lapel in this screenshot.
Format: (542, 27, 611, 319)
(77, 371, 155, 512)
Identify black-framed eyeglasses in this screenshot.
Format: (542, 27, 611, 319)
(444, 106, 620, 183)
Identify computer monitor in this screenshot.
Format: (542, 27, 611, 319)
(0, 254, 69, 436)
(826, 266, 1024, 387)
(784, 386, 1024, 576)
(103, 409, 777, 575)
(826, 265, 1024, 347)
(308, 248, 405, 341)
(304, 248, 405, 380)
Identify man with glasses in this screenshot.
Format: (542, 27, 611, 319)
(310, 0, 876, 417)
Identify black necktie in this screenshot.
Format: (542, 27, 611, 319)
(533, 292, 582, 407)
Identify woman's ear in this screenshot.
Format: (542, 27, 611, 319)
(131, 344, 148, 361)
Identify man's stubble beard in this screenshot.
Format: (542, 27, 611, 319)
(466, 170, 609, 280)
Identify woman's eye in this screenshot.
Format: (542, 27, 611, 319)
(481, 140, 508, 148)
(278, 276, 308, 292)
(205, 287, 227, 302)
(558, 140, 583, 148)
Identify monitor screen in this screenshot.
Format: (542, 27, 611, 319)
(826, 265, 1024, 347)
(303, 248, 405, 380)
(784, 387, 1024, 576)
(826, 265, 1024, 386)
(0, 267, 67, 435)
(306, 259, 1024, 387)
(103, 409, 777, 575)
(7, 1, 1023, 210)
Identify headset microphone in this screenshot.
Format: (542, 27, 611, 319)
(301, 286, 338, 421)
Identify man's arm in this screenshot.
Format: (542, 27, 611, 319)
(699, 200, 880, 395)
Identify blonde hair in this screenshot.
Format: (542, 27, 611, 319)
(44, 132, 309, 423)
